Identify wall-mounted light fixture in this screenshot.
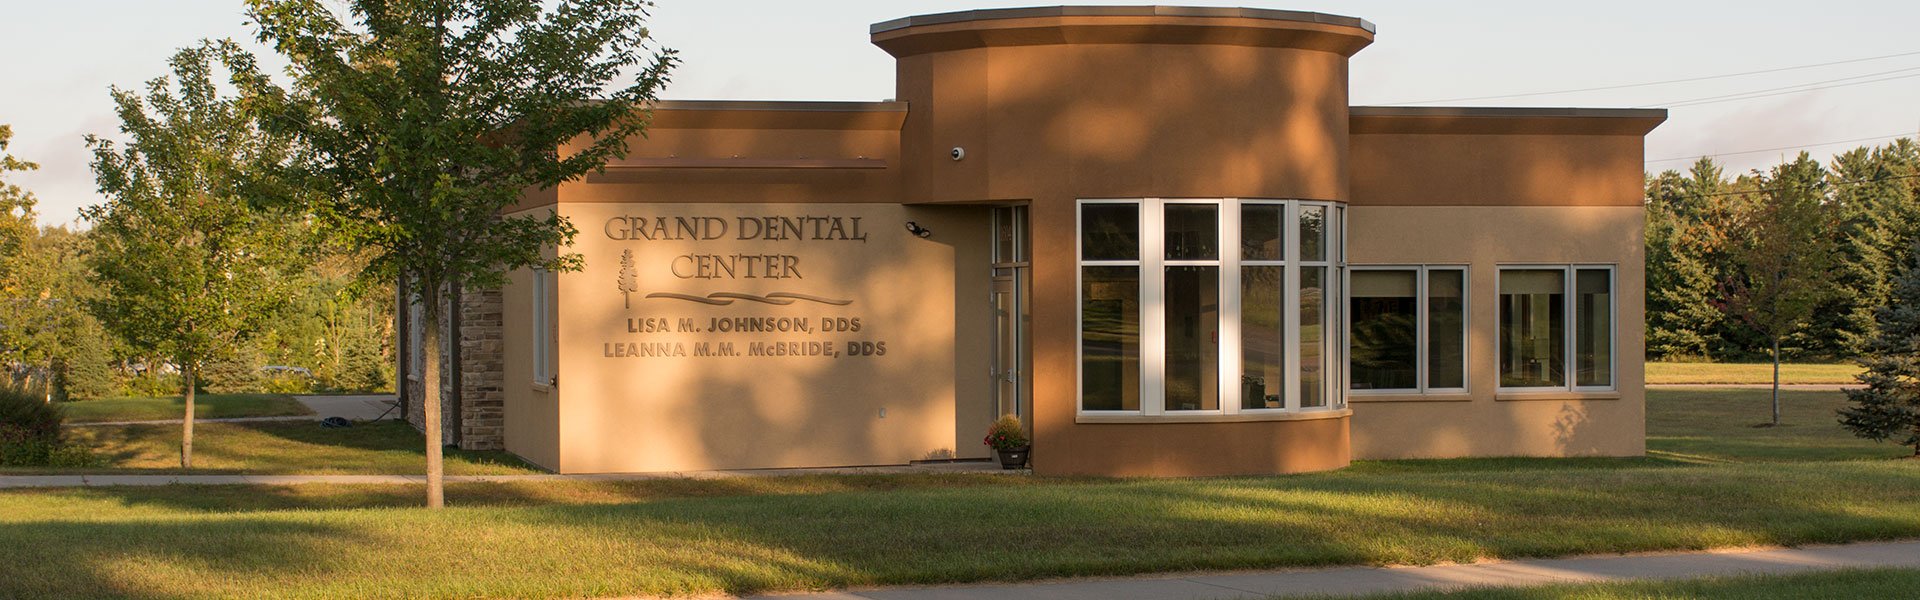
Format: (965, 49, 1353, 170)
(904, 221, 933, 238)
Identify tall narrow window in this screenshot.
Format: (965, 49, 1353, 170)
(1299, 205, 1328, 408)
(1575, 268, 1613, 388)
(1081, 203, 1141, 411)
(1350, 270, 1417, 390)
(1426, 269, 1467, 390)
(1163, 203, 1220, 411)
(532, 269, 556, 385)
(1499, 269, 1565, 388)
(1240, 203, 1285, 409)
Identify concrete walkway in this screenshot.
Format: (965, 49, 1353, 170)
(0, 461, 1006, 489)
(295, 394, 398, 421)
(747, 540, 1920, 600)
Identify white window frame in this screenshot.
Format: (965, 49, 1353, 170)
(1494, 264, 1617, 393)
(1076, 198, 1345, 418)
(532, 268, 556, 386)
(1346, 265, 1471, 395)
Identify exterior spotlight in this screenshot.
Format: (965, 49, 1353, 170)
(904, 221, 933, 238)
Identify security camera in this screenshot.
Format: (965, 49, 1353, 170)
(950, 147, 966, 161)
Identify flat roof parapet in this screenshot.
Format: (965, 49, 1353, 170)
(871, 5, 1375, 34)
(871, 5, 1375, 58)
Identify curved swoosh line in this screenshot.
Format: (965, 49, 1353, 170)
(707, 292, 797, 305)
(645, 292, 733, 305)
(764, 292, 854, 306)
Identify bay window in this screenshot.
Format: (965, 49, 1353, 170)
(1348, 266, 1468, 394)
(1498, 265, 1614, 391)
(1078, 199, 1345, 416)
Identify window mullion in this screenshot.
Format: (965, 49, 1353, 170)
(1284, 202, 1301, 412)
(1416, 267, 1429, 393)
(1564, 265, 1576, 391)
(1222, 199, 1242, 415)
(1143, 199, 1166, 416)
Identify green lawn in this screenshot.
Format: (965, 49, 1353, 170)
(1321, 568, 1920, 600)
(10, 420, 535, 475)
(1646, 361, 1863, 385)
(1647, 388, 1914, 462)
(60, 393, 315, 423)
(0, 388, 1914, 599)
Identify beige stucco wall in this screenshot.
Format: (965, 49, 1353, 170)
(501, 209, 561, 468)
(540, 201, 989, 473)
(1346, 205, 1646, 459)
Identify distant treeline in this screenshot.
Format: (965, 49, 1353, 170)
(1646, 139, 1920, 361)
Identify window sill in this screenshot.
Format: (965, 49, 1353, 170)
(1076, 408, 1351, 424)
(531, 381, 555, 393)
(1495, 390, 1621, 402)
(1349, 392, 1473, 403)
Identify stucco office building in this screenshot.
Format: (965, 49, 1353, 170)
(396, 6, 1665, 477)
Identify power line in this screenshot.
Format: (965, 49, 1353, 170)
(1646, 67, 1920, 108)
(1382, 49, 1920, 105)
(1646, 133, 1915, 164)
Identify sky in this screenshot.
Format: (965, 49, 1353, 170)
(3, 0, 1919, 226)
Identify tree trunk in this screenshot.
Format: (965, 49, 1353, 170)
(420, 283, 446, 509)
(1770, 339, 1781, 427)
(181, 364, 195, 469)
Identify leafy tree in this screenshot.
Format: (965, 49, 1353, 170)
(241, 0, 675, 507)
(1839, 250, 1920, 457)
(0, 124, 35, 278)
(83, 42, 304, 468)
(1719, 154, 1838, 425)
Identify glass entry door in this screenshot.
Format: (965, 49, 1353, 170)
(991, 206, 1031, 422)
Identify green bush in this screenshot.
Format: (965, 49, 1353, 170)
(260, 372, 314, 395)
(0, 380, 66, 466)
(118, 369, 183, 398)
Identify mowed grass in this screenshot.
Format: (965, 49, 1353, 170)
(60, 393, 314, 423)
(1646, 388, 1912, 462)
(2, 461, 1918, 599)
(1321, 568, 1920, 600)
(0, 388, 1914, 599)
(1646, 361, 1862, 385)
(6, 420, 535, 475)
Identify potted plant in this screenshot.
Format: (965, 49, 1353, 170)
(983, 414, 1031, 469)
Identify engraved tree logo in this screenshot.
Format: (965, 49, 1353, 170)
(617, 248, 639, 309)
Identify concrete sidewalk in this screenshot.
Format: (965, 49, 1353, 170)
(748, 540, 1920, 600)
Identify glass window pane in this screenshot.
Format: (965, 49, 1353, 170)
(1301, 266, 1327, 407)
(1164, 266, 1220, 411)
(1499, 269, 1566, 388)
(993, 207, 1015, 264)
(1350, 270, 1417, 390)
(1081, 266, 1141, 410)
(1164, 204, 1218, 260)
(1576, 269, 1613, 387)
(1427, 270, 1466, 389)
(1014, 205, 1030, 262)
(1241, 204, 1283, 261)
(1081, 203, 1138, 261)
(1300, 205, 1326, 262)
(1241, 265, 1285, 409)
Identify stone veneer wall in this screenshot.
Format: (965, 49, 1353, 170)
(402, 285, 507, 451)
(457, 286, 506, 450)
